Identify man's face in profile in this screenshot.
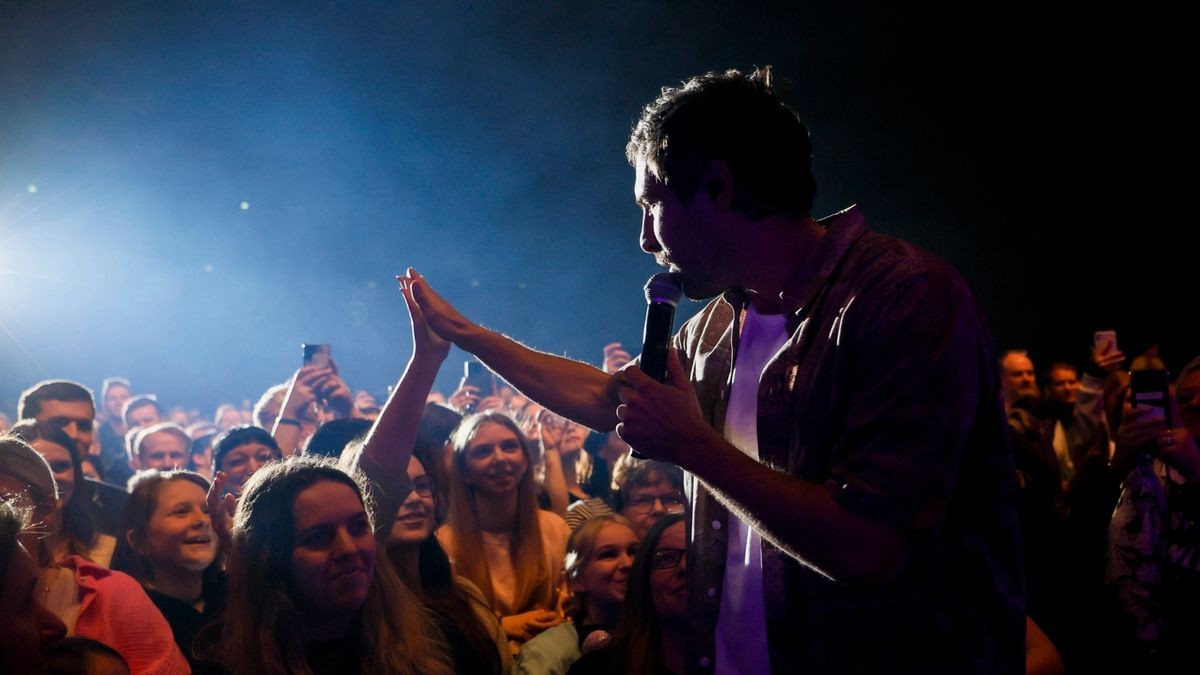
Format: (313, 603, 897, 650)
(35, 399, 95, 457)
(634, 158, 728, 300)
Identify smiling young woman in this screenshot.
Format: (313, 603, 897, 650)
(514, 514, 640, 675)
(437, 412, 571, 651)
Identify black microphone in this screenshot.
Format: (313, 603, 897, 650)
(629, 272, 683, 459)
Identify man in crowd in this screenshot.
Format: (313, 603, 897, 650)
(404, 67, 1022, 672)
(127, 423, 190, 472)
(16, 380, 95, 460)
(1001, 349, 1040, 413)
(96, 377, 132, 481)
(121, 395, 162, 430)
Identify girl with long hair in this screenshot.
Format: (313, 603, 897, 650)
(110, 470, 223, 672)
(217, 455, 451, 675)
(567, 513, 687, 675)
(437, 410, 571, 650)
(348, 272, 509, 673)
(515, 513, 639, 674)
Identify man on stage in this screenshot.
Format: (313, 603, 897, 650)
(404, 67, 1023, 674)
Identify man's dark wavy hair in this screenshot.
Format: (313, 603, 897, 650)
(627, 66, 817, 220)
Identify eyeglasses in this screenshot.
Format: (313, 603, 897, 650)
(412, 476, 436, 498)
(625, 492, 686, 512)
(651, 547, 686, 570)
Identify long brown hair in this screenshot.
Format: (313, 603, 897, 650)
(218, 455, 450, 675)
(607, 513, 684, 675)
(445, 412, 554, 612)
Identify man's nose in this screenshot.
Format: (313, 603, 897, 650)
(640, 212, 660, 254)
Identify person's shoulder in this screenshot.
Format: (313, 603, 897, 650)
(453, 574, 488, 604)
(851, 231, 970, 292)
(435, 523, 456, 545)
(539, 509, 570, 534)
(525, 620, 579, 648)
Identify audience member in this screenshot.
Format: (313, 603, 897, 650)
(218, 455, 451, 674)
(111, 470, 223, 673)
(97, 378, 132, 478)
(566, 514, 686, 675)
(8, 421, 113, 566)
(129, 423, 191, 473)
(515, 514, 639, 674)
(0, 497, 68, 672)
(122, 395, 163, 430)
(213, 404, 242, 432)
(1107, 356, 1200, 672)
(17, 380, 95, 461)
(437, 411, 570, 650)
(211, 426, 281, 497)
(0, 433, 189, 673)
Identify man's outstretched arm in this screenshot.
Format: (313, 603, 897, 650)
(403, 268, 617, 432)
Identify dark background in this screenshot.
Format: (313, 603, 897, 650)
(1, 1, 1188, 415)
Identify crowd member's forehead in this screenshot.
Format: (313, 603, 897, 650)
(36, 399, 95, 422)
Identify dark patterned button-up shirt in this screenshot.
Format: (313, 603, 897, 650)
(674, 206, 1024, 674)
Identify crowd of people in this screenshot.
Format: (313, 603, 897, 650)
(3, 67, 1197, 675)
(2, 296, 1194, 674)
(0, 280, 699, 673)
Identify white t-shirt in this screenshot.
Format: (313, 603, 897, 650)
(715, 305, 789, 674)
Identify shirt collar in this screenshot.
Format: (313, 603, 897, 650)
(721, 204, 869, 317)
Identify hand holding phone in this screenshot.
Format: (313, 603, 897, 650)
(1092, 331, 1125, 373)
(303, 343, 331, 369)
(1130, 369, 1172, 427)
(462, 360, 497, 397)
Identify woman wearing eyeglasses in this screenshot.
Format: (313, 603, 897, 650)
(567, 513, 687, 675)
(350, 273, 511, 672)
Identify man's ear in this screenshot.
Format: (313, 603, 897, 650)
(699, 160, 734, 211)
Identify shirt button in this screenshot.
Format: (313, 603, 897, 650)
(712, 520, 722, 530)
(699, 657, 712, 668)
(707, 587, 717, 598)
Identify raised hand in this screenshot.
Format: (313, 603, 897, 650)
(398, 270, 451, 361)
(603, 342, 632, 374)
(400, 267, 475, 345)
(206, 471, 237, 554)
(448, 385, 480, 414)
(1091, 338, 1126, 373)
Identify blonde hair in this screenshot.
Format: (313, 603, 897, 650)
(445, 412, 554, 612)
(563, 513, 636, 625)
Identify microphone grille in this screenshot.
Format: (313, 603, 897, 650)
(644, 271, 684, 306)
